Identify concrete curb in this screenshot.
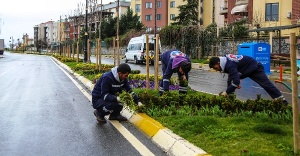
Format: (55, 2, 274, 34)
(51, 56, 211, 156)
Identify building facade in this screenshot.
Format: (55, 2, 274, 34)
(219, 0, 300, 36)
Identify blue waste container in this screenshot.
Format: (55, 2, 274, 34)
(238, 42, 271, 74)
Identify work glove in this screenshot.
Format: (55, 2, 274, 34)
(137, 102, 143, 107)
(219, 91, 228, 97)
(116, 96, 121, 102)
(133, 95, 139, 104)
(159, 91, 164, 96)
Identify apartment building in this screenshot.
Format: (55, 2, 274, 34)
(33, 21, 58, 49)
(131, 0, 188, 31)
(68, 1, 129, 41)
(220, 0, 300, 36)
(252, 0, 300, 36)
(131, 0, 226, 32)
(131, 0, 142, 19)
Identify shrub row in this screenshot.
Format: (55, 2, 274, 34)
(130, 90, 291, 117)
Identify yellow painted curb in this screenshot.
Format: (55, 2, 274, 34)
(130, 113, 164, 137)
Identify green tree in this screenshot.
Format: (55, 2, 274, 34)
(219, 19, 248, 39)
(172, 0, 199, 26)
(119, 9, 144, 35)
(102, 16, 117, 39)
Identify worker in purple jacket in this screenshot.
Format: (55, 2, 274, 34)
(209, 54, 288, 105)
(159, 49, 192, 96)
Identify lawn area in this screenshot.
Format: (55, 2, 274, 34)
(155, 115, 294, 156)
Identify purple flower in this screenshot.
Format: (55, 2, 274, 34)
(129, 79, 179, 90)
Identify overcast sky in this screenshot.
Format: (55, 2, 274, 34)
(0, 0, 115, 46)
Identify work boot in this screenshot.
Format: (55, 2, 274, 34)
(108, 114, 128, 121)
(94, 110, 106, 123)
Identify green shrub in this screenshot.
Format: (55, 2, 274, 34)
(135, 90, 292, 120)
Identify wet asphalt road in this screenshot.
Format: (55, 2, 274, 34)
(0, 52, 166, 156)
(91, 56, 298, 104)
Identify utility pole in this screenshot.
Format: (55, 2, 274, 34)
(59, 15, 62, 55)
(154, 0, 157, 35)
(116, 0, 120, 65)
(84, 0, 88, 62)
(154, 0, 159, 90)
(98, 0, 103, 70)
(198, 0, 202, 27)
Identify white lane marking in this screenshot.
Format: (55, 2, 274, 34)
(0, 67, 16, 77)
(50, 58, 155, 156)
(110, 120, 155, 156)
(0, 72, 7, 77)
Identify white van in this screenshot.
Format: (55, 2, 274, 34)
(125, 34, 161, 65)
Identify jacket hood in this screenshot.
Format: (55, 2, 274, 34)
(111, 66, 120, 82)
(172, 56, 188, 69)
(219, 57, 227, 72)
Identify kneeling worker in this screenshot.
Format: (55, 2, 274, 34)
(92, 63, 142, 123)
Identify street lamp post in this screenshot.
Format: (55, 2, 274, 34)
(154, 0, 157, 35)
(116, 0, 120, 65)
(84, 0, 88, 62)
(9, 36, 14, 51)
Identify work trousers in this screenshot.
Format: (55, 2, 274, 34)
(93, 99, 123, 117)
(249, 64, 283, 99)
(159, 62, 188, 95)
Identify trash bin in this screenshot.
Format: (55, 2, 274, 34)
(238, 42, 271, 74)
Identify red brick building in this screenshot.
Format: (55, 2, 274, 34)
(141, 0, 168, 32)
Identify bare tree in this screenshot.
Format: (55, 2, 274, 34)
(252, 8, 264, 29)
(68, 2, 85, 62)
(94, 0, 104, 70)
(87, 0, 99, 63)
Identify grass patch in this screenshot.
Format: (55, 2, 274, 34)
(154, 115, 294, 156)
(191, 58, 209, 64)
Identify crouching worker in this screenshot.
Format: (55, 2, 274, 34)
(92, 63, 143, 123)
(159, 50, 192, 96)
(209, 54, 288, 105)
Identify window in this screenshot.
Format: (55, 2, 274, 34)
(170, 14, 175, 20)
(265, 3, 278, 21)
(136, 4, 140, 12)
(157, 1, 162, 8)
(170, 1, 175, 8)
(157, 14, 162, 20)
(146, 2, 152, 8)
(128, 43, 142, 51)
(146, 27, 152, 32)
(145, 15, 152, 21)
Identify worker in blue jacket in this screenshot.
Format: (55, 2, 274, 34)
(92, 63, 142, 123)
(159, 49, 192, 96)
(209, 54, 288, 105)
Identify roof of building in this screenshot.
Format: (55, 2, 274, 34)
(248, 24, 300, 32)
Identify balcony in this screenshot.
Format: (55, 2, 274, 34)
(220, 7, 228, 15)
(64, 28, 70, 32)
(236, 0, 248, 6)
